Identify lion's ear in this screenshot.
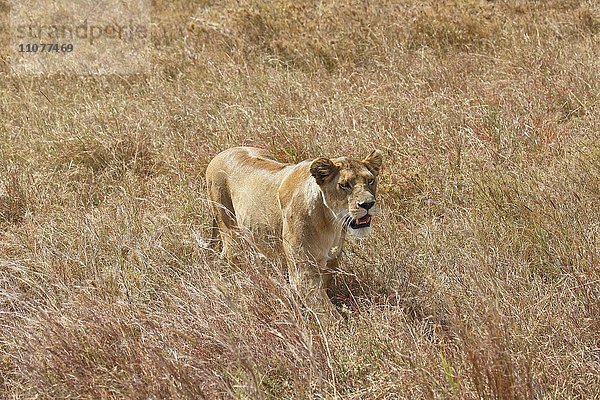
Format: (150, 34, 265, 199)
(310, 157, 338, 185)
(363, 150, 383, 176)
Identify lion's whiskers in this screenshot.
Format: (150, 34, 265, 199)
(333, 212, 352, 229)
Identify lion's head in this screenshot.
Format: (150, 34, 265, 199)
(310, 150, 383, 237)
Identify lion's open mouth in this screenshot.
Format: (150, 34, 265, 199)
(349, 214, 372, 229)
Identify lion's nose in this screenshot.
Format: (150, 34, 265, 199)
(358, 200, 375, 210)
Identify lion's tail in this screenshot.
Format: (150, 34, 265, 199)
(210, 216, 219, 249)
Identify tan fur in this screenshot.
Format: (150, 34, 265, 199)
(205, 146, 383, 326)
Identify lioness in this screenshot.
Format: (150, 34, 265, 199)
(205, 147, 383, 325)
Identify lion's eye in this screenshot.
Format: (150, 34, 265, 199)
(339, 182, 351, 190)
(368, 179, 375, 186)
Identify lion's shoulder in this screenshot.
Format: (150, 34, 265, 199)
(278, 161, 315, 208)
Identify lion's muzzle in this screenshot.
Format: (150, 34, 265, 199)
(350, 214, 372, 229)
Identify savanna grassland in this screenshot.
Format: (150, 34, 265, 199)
(0, 0, 599, 398)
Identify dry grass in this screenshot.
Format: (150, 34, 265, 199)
(1, 0, 599, 398)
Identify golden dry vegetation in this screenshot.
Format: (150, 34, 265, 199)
(0, 0, 599, 398)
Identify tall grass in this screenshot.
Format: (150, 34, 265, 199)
(1, 0, 599, 398)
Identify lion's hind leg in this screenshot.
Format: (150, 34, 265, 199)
(207, 184, 239, 261)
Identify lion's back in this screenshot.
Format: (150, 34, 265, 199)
(205, 147, 294, 237)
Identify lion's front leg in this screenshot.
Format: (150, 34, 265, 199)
(289, 263, 342, 327)
(283, 242, 342, 327)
